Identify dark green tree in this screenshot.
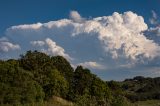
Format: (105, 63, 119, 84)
(0, 61, 44, 105)
(43, 69, 69, 99)
(51, 56, 74, 83)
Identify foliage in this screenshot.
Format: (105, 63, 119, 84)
(0, 60, 44, 105)
(111, 96, 131, 106)
(43, 69, 69, 99)
(1, 50, 160, 106)
(51, 56, 74, 83)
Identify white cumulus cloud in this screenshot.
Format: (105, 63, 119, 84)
(72, 11, 160, 61)
(4, 11, 160, 62)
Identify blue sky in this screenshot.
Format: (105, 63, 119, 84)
(0, 0, 160, 80)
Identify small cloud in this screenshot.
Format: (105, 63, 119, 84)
(0, 37, 20, 52)
(30, 40, 45, 46)
(149, 10, 159, 25)
(77, 61, 106, 70)
(30, 38, 73, 61)
(69, 10, 85, 23)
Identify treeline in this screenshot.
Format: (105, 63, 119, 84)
(0, 50, 129, 106)
(1, 50, 160, 106)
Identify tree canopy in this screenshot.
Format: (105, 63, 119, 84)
(0, 50, 159, 106)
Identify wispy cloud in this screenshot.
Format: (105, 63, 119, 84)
(148, 27, 160, 36)
(149, 10, 159, 25)
(30, 40, 45, 46)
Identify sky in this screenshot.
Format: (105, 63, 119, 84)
(0, 0, 160, 80)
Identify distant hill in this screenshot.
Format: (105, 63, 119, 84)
(121, 76, 160, 102)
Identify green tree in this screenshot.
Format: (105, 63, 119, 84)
(73, 66, 93, 96)
(20, 50, 50, 71)
(90, 77, 111, 105)
(0, 61, 44, 105)
(51, 56, 74, 83)
(43, 69, 69, 99)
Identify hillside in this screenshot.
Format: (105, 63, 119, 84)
(0, 50, 160, 106)
(121, 76, 160, 102)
